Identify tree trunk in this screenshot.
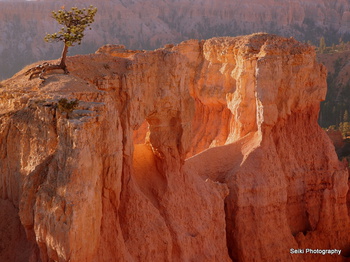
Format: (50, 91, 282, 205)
(59, 44, 69, 74)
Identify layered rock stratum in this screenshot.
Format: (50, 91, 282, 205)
(1, 0, 350, 79)
(0, 33, 349, 261)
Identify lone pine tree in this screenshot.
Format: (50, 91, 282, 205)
(26, 5, 97, 81)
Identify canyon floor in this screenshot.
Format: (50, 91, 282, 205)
(0, 33, 350, 261)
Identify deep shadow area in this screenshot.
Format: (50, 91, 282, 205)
(0, 199, 33, 262)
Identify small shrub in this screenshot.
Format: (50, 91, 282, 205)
(57, 98, 79, 113)
(103, 63, 110, 70)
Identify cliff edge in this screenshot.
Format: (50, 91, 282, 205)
(0, 33, 349, 261)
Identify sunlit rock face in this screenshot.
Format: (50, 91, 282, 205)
(0, 33, 349, 261)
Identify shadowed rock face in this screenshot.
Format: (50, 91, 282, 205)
(0, 33, 349, 261)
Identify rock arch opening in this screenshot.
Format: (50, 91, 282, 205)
(132, 120, 167, 208)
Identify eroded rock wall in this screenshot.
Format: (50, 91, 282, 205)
(0, 33, 349, 261)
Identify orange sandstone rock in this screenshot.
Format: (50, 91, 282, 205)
(0, 33, 349, 261)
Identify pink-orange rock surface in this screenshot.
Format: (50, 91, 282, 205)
(0, 33, 349, 261)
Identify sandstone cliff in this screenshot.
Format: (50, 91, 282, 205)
(1, 0, 350, 80)
(0, 34, 349, 261)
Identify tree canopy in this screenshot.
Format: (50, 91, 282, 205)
(44, 5, 97, 47)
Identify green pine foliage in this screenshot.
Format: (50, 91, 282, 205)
(44, 6, 97, 47)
